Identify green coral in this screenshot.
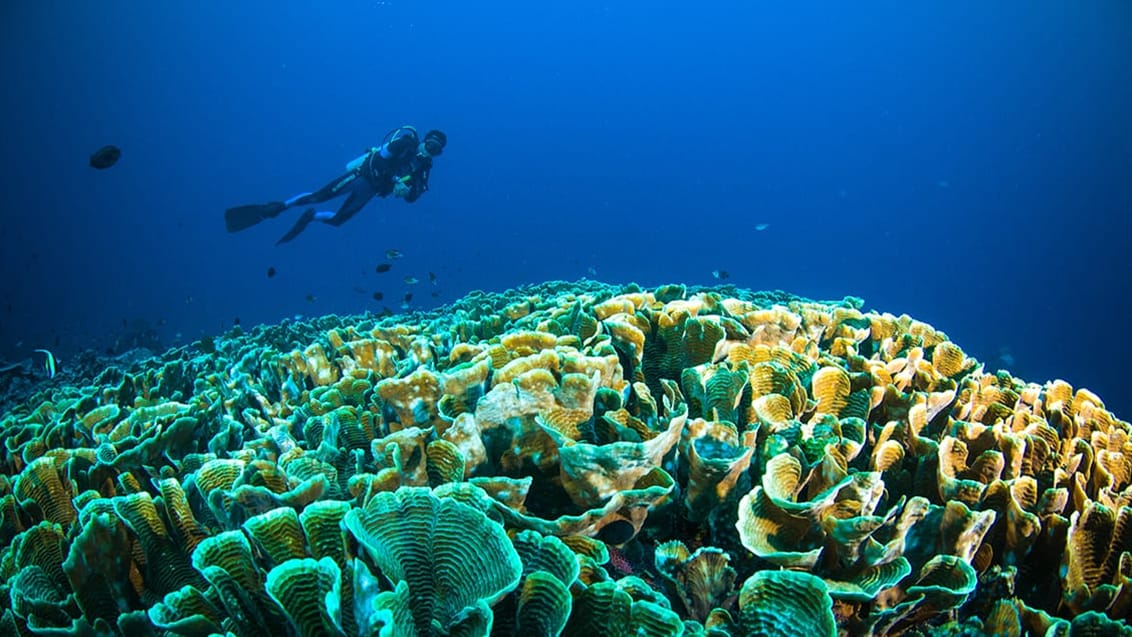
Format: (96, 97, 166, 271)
(737, 570, 837, 637)
(342, 487, 522, 635)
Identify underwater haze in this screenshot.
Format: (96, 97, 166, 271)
(1, 2, 1130, 415)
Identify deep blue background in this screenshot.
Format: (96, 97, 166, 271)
(2, 2, 1130, 416)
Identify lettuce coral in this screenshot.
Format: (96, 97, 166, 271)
(0, 280, 1127, 635)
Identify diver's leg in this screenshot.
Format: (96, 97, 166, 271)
(275, 208, 316, 245)
(284, 172, 359, 209)
(276, 176, 373, 243)
(319, 181, 377, 227)
(228, 170, 362, 233)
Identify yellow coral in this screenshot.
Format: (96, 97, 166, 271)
(13, 457, 75, 526)
(376, 369, 443, 431)
(494, 350, 559, 387)
(811, 366, 852, 417)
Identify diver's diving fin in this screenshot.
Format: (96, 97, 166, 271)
(275, 208, 316, 245)
(225, 202, 286, 233)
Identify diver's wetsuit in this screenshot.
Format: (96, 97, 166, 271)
(275, 133, 432, 244)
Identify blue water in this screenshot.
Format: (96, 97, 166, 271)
(2, 2, 1130, 416)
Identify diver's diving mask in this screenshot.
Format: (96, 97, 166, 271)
(423, 130, 447, 157)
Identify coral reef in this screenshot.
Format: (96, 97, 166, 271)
(0, 279, 1129, 636)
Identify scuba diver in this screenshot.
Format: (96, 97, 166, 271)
(224, 126, 447, 245)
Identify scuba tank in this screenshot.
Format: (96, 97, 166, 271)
(345, 152, 369, 172)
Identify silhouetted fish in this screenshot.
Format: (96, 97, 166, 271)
(372, 292, 384, 301)
(403, 293, 413, 302)
(375, 263, 392, 273)
(712, 270, 730, 280)
(90, 145, 121, 169)
(428, 271, 437, 284)
(267, 266, 277, 278)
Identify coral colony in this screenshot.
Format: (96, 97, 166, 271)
(1, 281, 1128, 635)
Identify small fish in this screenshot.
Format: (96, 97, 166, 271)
(712, 270, 730, 280)
(400, 301, 411, 309)
(34, 349, 56, 379)
(267, 266, 277, 278)
(385, 249, 403, 259)
(403, 292, 413, 302)
(89, 145, 121, 169)
(372, 291, 384, 301)
(403, 276, 418, 285)
(431, 291, 440, 298)
(305, 293, 316, 302)
(428, 271, 437, 284)
(375, 263, 392, 273)
(754, 223, 769, 231)
(587, 266, 597, 276)
(233, 317, 241, 325)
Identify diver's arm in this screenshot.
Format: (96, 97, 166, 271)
(404, 166, 430, 203)
(384, 135, 418, 159)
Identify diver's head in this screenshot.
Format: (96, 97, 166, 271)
(421, 129, 447, 157)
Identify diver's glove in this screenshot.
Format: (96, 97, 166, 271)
(392, 177, 411, 199)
